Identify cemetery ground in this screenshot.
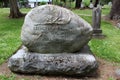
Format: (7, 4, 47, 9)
(0, 7, 120, 80)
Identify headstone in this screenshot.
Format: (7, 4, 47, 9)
(117, 23, 120, 29)
(21, 5, 93, 53)
(17, 2, 20, 8)
(115, 69, 120, 76)
(81, 2, 85, 8)
(89, 3, 94, 9)
(8, 5, 98, 77)
(115, 69, 120, 79)
(92, 5, 105, 38)
(108, 2, 112, 7)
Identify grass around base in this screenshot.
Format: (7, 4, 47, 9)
(0, 7, 120, 65)
(0, 74, 16, 80)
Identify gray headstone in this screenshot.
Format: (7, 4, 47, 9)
(89, 3, 94, 9)
(21, 5, 93, 53)
(108, 2, 112, 7)
(117, 23, 120, 29)
(92, 5, 105, 38)
(81, 2, 85, 8)
(115, 69, 120, 79)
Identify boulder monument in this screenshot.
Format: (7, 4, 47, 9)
(8, 5, 98, 76)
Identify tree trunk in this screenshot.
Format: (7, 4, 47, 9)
(75, 0, 82, 9)
(94, 0, 99, 7)
(90, 0, 92, 3)
(9, 0, 25, 18)
(110, 0, 120, 20)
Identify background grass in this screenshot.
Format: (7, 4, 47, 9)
(0, 8, 24, 64)
(0, 6, 120, 65)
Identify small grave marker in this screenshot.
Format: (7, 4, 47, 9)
(92, 5, 105, 38)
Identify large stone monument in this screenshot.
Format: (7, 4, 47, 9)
(8, 5, 98, 76)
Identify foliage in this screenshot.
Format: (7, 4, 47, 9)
(99, 0, 112, 5)
(0, 74, 28, 80)
(108, 77, 116, 80)
(52, 0, 75, 8)
(73, 5, 111, 16)
(19, 0, 28, 7)
(52, 0, 60, 5)
(0, 2, 2, 7)
(52, 0, 64, 6)
(82, 0, 90, 7)
(39, 1, 46, 5)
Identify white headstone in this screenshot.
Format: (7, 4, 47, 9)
(108, 2, 112, 7)
(81, 2, 85, 8)
(89, 3, 94, 8)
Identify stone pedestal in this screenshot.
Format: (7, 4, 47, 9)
(8, 45, 98, 76)
(92, 29, 105, 38)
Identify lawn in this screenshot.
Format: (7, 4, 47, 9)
(0, 8, 21, 64)
(74, 8, 120, 63)
(0, 6, 120, 65)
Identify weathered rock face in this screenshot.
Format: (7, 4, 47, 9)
(8, 46, 98, 76)
(8, 5, 98, 77)
(21, 5, 93, 53)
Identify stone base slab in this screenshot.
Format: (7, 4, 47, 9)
(8, 46, 98, 76)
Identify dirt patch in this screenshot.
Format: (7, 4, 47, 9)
(0, 58, 120, 80)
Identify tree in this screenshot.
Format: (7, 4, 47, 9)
(75, 0, 82, 8)
(94, 0, 99, 7)
(109, 0, 120, 20)
(9, 0, 25, 18)
(90, 0, 92, 3)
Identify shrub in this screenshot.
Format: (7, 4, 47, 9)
(100, 0, 112, 5)
(0, 2, 2, 8)
(40, 1, 46, 5)
(83, 0, 90, 7)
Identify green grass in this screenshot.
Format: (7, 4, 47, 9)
(0, 7, 120, 65)
(0, 74, 15, 80)
(102, 5, 111, 15)
(0, 74, 29, 80)
(73, 10, 120, 63)
(0, 8, 30, 64)
(90, 20, 120, 62)
(73, 9, 92, 16)
(108, 77, 116, 80)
